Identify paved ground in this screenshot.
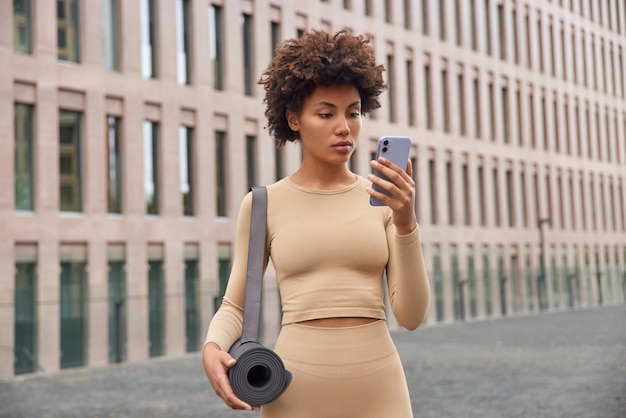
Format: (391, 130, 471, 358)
(1, 306, 625, 418)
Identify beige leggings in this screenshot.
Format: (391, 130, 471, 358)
(261, 320, 413, 418)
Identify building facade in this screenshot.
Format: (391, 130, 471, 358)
(1, 0, 625, 378)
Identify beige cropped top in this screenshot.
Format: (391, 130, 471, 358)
(205, 176, 430, 351)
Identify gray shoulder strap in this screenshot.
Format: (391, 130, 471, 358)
(240, 186, 268, 342)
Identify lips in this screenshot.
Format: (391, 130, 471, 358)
(333, 141, 352, 148)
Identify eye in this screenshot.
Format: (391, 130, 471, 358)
(318, 113, 332, 119)
(349, 111, 361, 118)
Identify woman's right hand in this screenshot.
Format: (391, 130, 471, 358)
(202, 342, 260, 411)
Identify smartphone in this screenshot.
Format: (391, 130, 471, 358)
(369, 136, 412, 206)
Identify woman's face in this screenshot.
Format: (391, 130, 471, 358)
(286, 84, 362, 168)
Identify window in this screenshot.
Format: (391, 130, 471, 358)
(549, 21, 555, 77)
(470, 0, 477, 50)
(246, 135, 257, 189)
(384, 0, 392, 23)
(424, 62, 432, 129)
(482, 246, 492, 315)
(462, 163, 470, 225)
(488, 80, 495, 140)
(210, 5, 224, 90)
(143, 121, 159, 215)
(406, 58, 415, 126)
(446, 160, 454, 225)
(473, 75, 481, 138)
(275, 145, 284, 181)
(529, 91, 536, 148)
(581, 33, 588, 87)
(141, 0, 158, 78)
(148, 245, 165, 357)
(60, 244, 88, 368)
(59, 110, 82, 212)
(451, 247, 462, 319)
(422, 0, 429, 35)
(13, 0, 32, 54)
(520, 171, 528, 227)
(478, 163, 486, 226)
(525, 11, 532, 69)
(537, 18, 546, 74)
(108, 244, 126, 363)
(216, 244, 232, 311)
(571, 28, 577, 84)
(516, 88, 523, 146)
(432, 246, 444, 321)
(403, 0, 412, 29)
(14, 244, 37, 375)
(439, 0, 446, 41)
(502, 85, 509, 143)
(387, 54, 396, 123)
(442, 67, 449, 132)
(177, 0, 192, 84)
(467, 246, 477, 317)
(493, 166, 501, 226)
(103, 0, 120, 71)
(215, 130, 227, 217)
(455, 0, 462, 46)
(428, 157, 437, 224)
(497, 3, 505, 60)
(57, 0, 80, 63)
(512, 8, 519, 63)
(14, 103, 34, 211)
(103, 116, 121, 214)
(365, 0, 372, 17)
(180, 126, 194, 216)
(270, 21, 281, 57)
(242, 14, 254, 96)
(506, 169, 514, 227)
(184, 244, 200, 352)
(485, 0, 492, 55)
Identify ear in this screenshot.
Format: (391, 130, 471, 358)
(285, 110, 300, 132)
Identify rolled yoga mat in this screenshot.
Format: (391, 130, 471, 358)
(228, 340, 292, 406)
(227, 187, 292, 406)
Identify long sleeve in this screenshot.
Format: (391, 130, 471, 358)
(385, 223, 431, 330)
(204, 192, 266, 351)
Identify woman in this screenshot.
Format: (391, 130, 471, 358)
(203, 29, 430, 417)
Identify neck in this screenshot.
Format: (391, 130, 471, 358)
(289, 165, 356, 190)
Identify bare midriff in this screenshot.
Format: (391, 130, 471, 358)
(296, 317, 379, 328)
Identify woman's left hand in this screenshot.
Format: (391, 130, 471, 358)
(368, 158, 418, 235)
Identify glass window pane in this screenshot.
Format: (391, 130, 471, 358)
(103, 0, 120, 71)
(108, 248, 126, 363)
(14, 246, 37, 375)
(180, 126, 194, 216)
(13, 0, 32, 54)
(215, 131, 227, 217)
(242, 14, 254, 96)
(177, 0, 191, 84)
(210, 5, 224, 90)
(107, 116, 122, 213)
(141, 0, 158, 78)
(148, 259, 164, 357)
(60, 256, 87, 368)
(59, 110, 83, 212)
(57, 0, 80, 62)
(185, 253, 200, 352)
(14, 103, 34, 211)
(144, 121, 159, 215)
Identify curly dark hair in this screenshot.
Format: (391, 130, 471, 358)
(259, 29, 387, 146)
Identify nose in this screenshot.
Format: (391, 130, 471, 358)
(335, 116, 350, 136)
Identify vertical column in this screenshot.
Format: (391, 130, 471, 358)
(88, 240, 108, 367)
(165, 240, 185, 356)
